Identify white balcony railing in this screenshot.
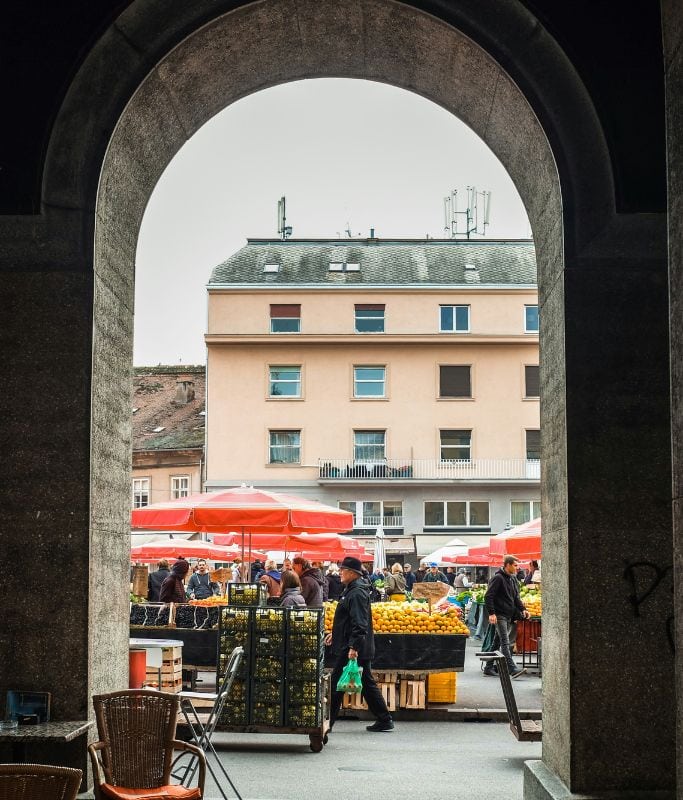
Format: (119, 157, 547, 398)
(318, 458, 540, 481)
(360, 515, 404, 528)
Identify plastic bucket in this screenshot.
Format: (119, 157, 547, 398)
(129, 648, 147, 689)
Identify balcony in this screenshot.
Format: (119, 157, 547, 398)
(359, 515, 404, 528)
(318, 458, 540, 482)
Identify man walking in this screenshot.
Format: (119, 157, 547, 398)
(326, 556, 394, 732)
(483, 554, 530, 678)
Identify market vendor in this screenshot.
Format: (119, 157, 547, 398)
(326, 556, 394, 733)
(187, 558, 220, 600)
(423, 562, 449, 584)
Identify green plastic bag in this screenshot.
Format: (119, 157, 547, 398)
(336, 658, 363, 693)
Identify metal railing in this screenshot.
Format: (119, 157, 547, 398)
(318, 458, 540, 481)
(360, 515, 404, 527)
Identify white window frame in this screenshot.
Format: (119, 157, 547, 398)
(510, 500, 541, 526)
(270, 316, 301, 333)
(524, 304, 539, 333)
(171, 475, 190, 499)
(269, 365, 302, 398)
(354, 307, 385, 333)
(353, 365, 386, 398)
(439, 304, 470, 333)
(329, 261, 361, 272)
(132, 478, 150, 508)
(439, 429, 472, 462)
(337, 500, 403, 528)
(353, 430, 386, 462)
(268, 430, 301, 464)
(263, 263, 281, 273)
(423, 499, 490, 527)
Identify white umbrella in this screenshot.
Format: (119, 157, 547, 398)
(373, 525, 387, 573)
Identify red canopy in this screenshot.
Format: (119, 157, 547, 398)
(130, 485, 354, 534)
(130, 538, 266, 563)
(444, 545, 501, 566)
(213, 531, 362, 552)
(488, 518, 542, 559)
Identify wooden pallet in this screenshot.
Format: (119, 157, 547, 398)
(399, 673, 427, 709)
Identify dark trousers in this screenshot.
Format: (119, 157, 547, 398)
(330, 653, 391, 724)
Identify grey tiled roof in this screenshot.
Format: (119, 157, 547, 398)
(209, 239, 536, 286)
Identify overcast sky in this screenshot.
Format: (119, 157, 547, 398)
(134, 78, 530, 366)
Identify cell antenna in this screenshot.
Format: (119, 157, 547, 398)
(442, 186, 492, 239)
(277, 196, 293, 240)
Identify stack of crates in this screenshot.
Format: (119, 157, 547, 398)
(145, 644, 183, 693)
(217, 607, 252, 725)
(285, 609, 324, 727)
(227, 583, 268, 607)
(216, 605, 325, 728)
(251, 607, 287, 726)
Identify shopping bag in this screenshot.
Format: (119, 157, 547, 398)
(336, 658, 363, 693)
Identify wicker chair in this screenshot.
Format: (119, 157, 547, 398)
(0, 763, 82, 800)
(89, 690, 205, 800)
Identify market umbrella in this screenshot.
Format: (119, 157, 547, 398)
(443, 545, 501, 566)
(488, 518, 542, 559)
(212, 531, 362, 551)
(131, 485, 354, 534)
(130, 537, 266, 563)
(372, 525, 387, 574)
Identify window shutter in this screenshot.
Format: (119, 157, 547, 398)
(526, 429, 541, 459)
(525, 365, 540, 397)
(355, 303, 385, 311)
(270, 304, 300, 317)
(439, 366, 471, 397)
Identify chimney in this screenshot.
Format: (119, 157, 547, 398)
(175, 376, 195, 404)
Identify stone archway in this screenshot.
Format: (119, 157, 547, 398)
(35, 1, 674, 797)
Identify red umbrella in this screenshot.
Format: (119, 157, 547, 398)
(213, 531, 362, 551)
(444, 545, 501, 566)
(488, 518, 542, 559)
(130, 537, 266, 563)
(131, 485, 353, 534)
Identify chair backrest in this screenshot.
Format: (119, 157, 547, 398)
(92, 690, 178, 788)
(0, 763, 82, 800)
(217, 646, 244, 701)
(492, 654, 523, 732)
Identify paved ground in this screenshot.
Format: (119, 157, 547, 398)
(204, 721, 541, 799)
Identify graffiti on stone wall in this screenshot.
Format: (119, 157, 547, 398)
(623, 561, 674, 652)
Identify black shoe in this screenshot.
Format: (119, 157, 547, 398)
(482, 668, 498, 677)
(366, 718, 394, 732)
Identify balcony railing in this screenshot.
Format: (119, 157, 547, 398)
(318, 458, 540, 481)
(359, 515, 404, 528)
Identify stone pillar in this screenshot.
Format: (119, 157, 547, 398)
(662, 1, 683, 796)
(525, 217, 676, 798)
(0, 213, 131, 775)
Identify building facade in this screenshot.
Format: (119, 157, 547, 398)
(131, 366, 205, 509)
(205, 239, 539, 558)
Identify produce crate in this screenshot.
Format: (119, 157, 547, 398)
(175, 605, 219, 630)
(427, 672, 457, 704)
(254, 632, 286, 657)
(218, 607, 254, 679)
(286, 657, 321, 681)
(342, 692, 368, 710)
(218, 678, 249, 725)
(251, 699, 283, 726)
(252, 656, 285, 681)
(374, 671, 398, 712)
(149, 674, 182, 693)
(399, 673, 427, 709)
(129, 603, 169, 627)
(254, 607, 287, 633)
(287, 609, 323, 635)
(228, 583, 267, 607)
(251, 679, 284, 706)
(285, 673, 323, 727)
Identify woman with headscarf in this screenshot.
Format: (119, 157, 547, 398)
(159, 558, 190, 603)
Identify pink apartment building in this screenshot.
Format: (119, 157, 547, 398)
(204, 238, 539, 559)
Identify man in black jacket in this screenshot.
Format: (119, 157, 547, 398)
(325, 556, 394, 732)
(147, 559, 170, 601)
(484, 555, 530, 678)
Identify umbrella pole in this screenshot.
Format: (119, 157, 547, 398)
(241, 527, 245, 581)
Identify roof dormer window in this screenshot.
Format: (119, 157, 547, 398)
(263, 263, 281, 273)
(329, 261, 360, 272)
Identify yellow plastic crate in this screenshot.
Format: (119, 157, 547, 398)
(427, 672, 457, 704)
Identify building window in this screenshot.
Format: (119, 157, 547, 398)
(511, 500, 541, 526)
(353, 366, 386, 397)
(354, 430, 386, 461)
(440, 430, 472, 462)
(263, 263, 281, 273)
(525, 305, 539, 333)
(270, 304, 301, 333)
(132, 478, 150, 508)
(525, 365, 540, 398)
(440, 305, 470, 332)
(269, 366, 301, 397)
(269, 430, 301, 464)
(526, 429, 541, 460)
(355, 304, 385, 333)
(338, 500, 403, 528)
(171, 475, 190, 499)
(439, 365, 471, 398)
(329, 262, 360, 272)
(424, 500, 490, 527)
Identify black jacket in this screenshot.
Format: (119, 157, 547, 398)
(330, 577, 375, 660)
(326, 573, 343, 601)
(484, 568, 526, 620)
(300, 568, 324, 607)
(147, 568, 170, 601)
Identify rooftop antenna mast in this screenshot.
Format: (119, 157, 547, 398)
(443, 186, 492, 239)
(277, 196, 293, 240)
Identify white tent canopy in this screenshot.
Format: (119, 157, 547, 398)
(420, 538, 468, 566)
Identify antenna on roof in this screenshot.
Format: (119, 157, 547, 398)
(277, 197, 293, 240)
(443, 187, 492, 239)
(345, 222, 352, 238)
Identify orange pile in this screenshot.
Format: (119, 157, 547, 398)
(189, 595, 230, 606)
(523, 595, 542, 616)
(324, 601, 469, 635)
